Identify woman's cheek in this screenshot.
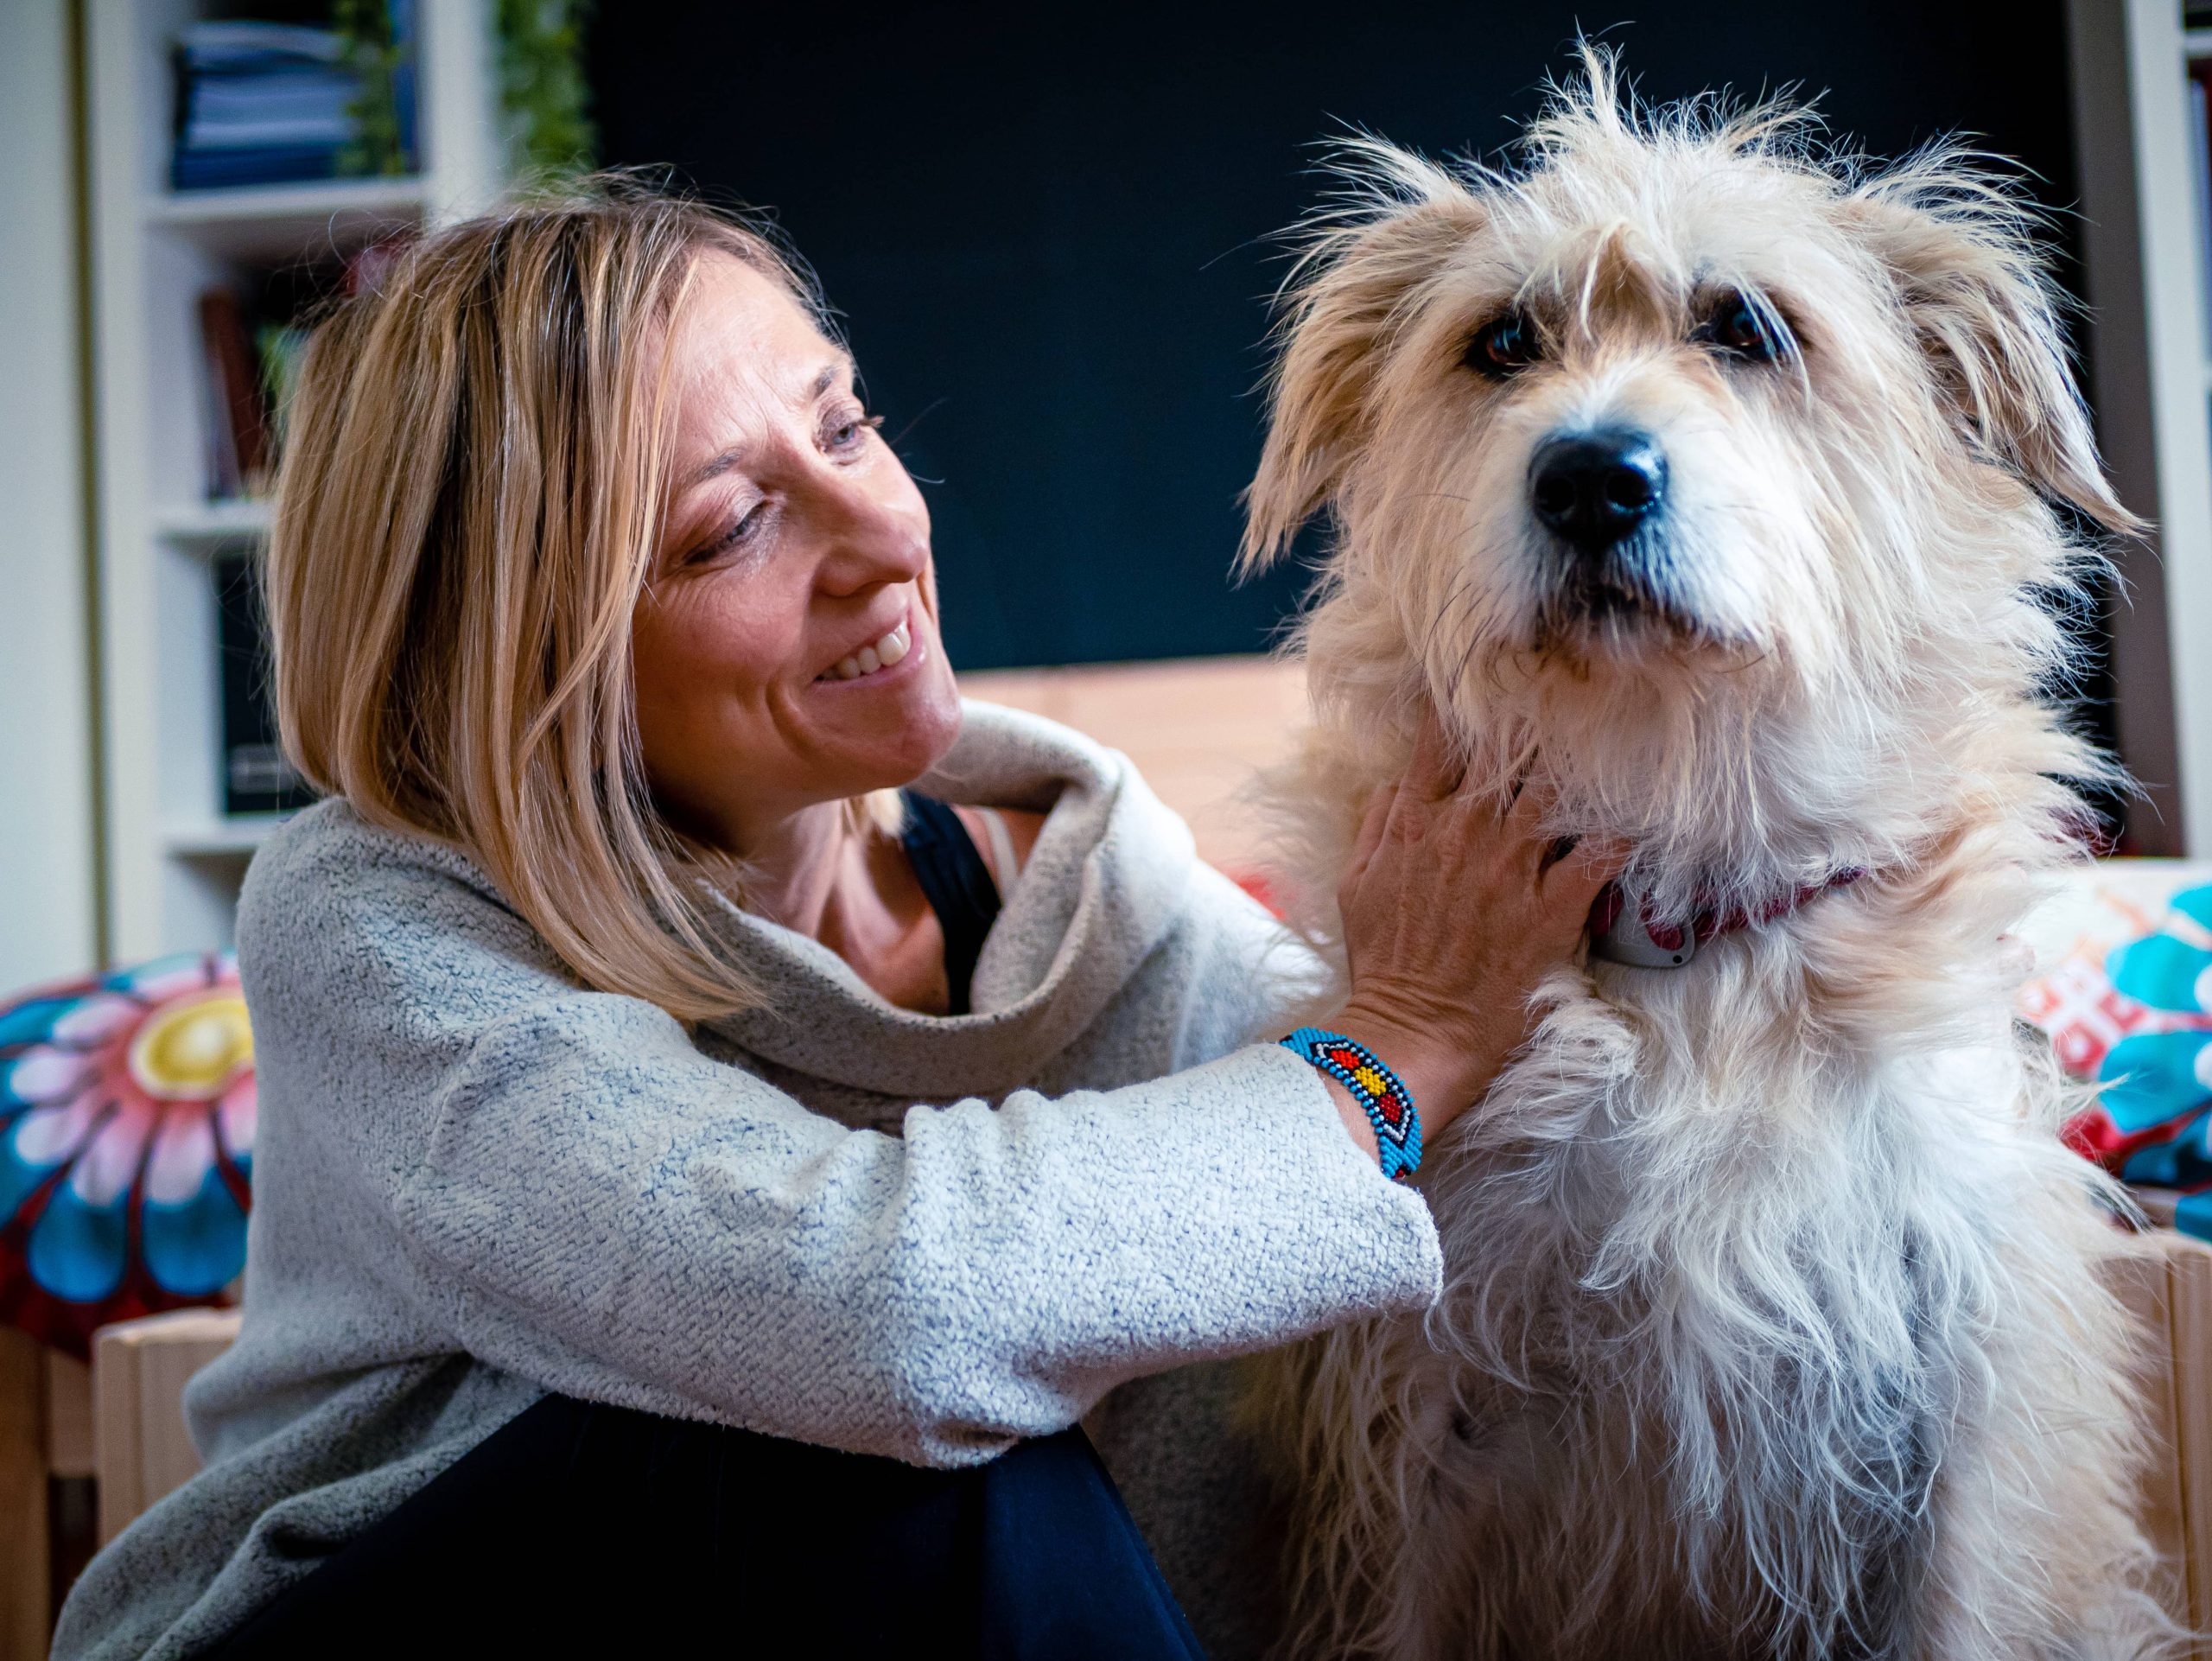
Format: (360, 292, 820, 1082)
(690, 567, 805, 689)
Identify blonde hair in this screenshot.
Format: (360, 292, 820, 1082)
(268, 177, 831, 1019)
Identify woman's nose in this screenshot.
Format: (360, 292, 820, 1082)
(811, 482, 927, 595)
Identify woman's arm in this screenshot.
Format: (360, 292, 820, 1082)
(242, 820, 1438, 1470)
(407, 1000, 1427, 1462)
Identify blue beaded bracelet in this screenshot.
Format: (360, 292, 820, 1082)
(1281, 1027, 1422, 1181)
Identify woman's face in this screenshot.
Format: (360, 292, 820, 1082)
(635, 253, 962, 852)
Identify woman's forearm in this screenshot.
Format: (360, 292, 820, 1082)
(384, 1002, 1440, 1467)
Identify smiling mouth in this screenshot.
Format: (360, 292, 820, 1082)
(816, 620, 913, 683)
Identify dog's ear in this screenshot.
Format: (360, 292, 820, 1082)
(1241, 174, 1483, 572)
(1844, 164, 2139, 537)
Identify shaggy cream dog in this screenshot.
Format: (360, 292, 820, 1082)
(1241, 53, 2170, 1661)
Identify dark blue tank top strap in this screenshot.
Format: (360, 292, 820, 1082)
(899, 791, 1002, 1016)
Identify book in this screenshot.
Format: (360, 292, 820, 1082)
(171, 22, 354, 190)
(196, 290, 270, 500)
(168, 10, 417, 192)
(214, 554, 315, 817)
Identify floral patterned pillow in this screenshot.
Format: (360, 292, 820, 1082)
(0, 951, 254, 1355)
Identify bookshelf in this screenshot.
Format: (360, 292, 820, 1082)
(82, 2, 504, 959)
(2069, 0, 2212, 856)
(70, 4, 2212, 967)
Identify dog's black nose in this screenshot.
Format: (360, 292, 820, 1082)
(1529, 430, 1667, 553)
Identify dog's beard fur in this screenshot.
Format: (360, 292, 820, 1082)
(1239, 49, 2175, 1661)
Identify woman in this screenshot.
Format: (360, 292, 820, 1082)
(55, 183, 1611, 1660)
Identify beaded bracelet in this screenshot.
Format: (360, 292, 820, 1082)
(1280, 1027, 1423, 1182)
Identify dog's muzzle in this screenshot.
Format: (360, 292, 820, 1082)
(1527, 427, 1688, 635)
(1529, 428, 1667, 555)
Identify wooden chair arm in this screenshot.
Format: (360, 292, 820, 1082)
(90, 1308, 241, 1545)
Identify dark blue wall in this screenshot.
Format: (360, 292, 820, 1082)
(588, 3, 2081, 673)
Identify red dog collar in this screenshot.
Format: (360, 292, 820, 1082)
(1588, 868, 1869, 968)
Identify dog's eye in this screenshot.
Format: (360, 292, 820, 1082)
(1466, 309, 1542, 379)
(1698, 290, 1792, 363)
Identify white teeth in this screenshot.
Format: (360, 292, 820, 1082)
(823, 622, 913, 683)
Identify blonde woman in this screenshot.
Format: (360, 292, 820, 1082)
(55, 182, 1613, 1660)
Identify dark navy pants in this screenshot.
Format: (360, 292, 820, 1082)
(205, 1394, 1209, 1658)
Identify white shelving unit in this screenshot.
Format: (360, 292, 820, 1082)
(82, 2, 504, 959)
(2069, 0, 2212, 856)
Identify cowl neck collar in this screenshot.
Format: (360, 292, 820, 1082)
(696, 701, 1196, 1098)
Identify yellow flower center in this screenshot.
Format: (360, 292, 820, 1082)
(128, 992, 253, 1100)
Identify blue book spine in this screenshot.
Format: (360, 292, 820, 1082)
(172, 145, 343, 192)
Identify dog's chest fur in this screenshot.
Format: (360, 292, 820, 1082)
(1250, 831, 2150, 1660)
(1408, 966, 2013, 1652)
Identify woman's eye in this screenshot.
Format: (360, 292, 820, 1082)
(1465, 309, 1542, 380)
(826, 410, 883, 452)
(1699, 290, 1793, 363)
(691, 501, 766, 563)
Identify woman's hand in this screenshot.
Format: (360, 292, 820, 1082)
(1318, 713, 1624, 1161)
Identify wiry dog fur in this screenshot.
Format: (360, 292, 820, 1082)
(1241, 52, 2173, 1661)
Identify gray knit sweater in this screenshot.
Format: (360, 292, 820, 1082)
(53, 703, 1442, 1660)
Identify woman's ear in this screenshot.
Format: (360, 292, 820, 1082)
(1241, 162, 1484, 574)
(1847, 159, 2139, 538)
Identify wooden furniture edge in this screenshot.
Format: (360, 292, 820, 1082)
(92, 1308, 240, 1546)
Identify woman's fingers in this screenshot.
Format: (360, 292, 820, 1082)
(1381, 710, 1627, 904)
(1405, 709, 1465, 803)
(1503, 769, 1552, 831)
(1537, 835, 1581, 878)
(1427, 733, 1628, 907)
(1344, 783, 1395, 883)
(1545, 834, 1630, 907)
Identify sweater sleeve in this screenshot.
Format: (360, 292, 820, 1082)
(238, 823, 1442, 1468)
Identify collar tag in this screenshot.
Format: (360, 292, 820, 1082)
(1590, 887, 1696, 969)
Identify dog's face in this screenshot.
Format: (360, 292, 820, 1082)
(1396, 216, 1867, 670)
(1247, 59, 2128, 866)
